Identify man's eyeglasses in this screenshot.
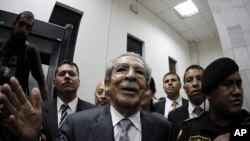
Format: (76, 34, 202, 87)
(113, 64, 148, 80)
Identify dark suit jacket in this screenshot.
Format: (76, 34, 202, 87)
(56, 106, 172, 141)
(153, 97, 188, 116)
(41, 98, 96, 141)
(168, 103, 189, 140)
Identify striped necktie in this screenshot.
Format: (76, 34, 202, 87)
(193, 107, 204, 116)
(59, 104, 69, 129)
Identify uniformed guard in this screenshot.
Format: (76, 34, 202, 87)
(177, 57, 250, 141)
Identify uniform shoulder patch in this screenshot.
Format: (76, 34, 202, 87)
(184, 116, 200, 122)
(189, 135, 211, 141)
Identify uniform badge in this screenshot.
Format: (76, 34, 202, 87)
(189, 135, 211, 141)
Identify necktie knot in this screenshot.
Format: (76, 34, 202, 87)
(61, 104, 69, 111)
(193, 107, 204, 116)
(172, 101, 177, 110)
(119, 119, 132, 131)
(59, 104, 69, 129)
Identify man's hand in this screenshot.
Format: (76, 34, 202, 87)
(0, 77, 42, 141)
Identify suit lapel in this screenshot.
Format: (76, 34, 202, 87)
(182, 98, 188, 105)
(43, 99, 59, 138)
(184, 103, 189, 119)
(160, 100, 166, 115)
(141, 111, 158, 141)
(76, 98, 86, 111)
(90, 107, 114, 141)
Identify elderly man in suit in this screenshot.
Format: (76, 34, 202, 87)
(0, 11, 49, 101)
(168, 65, 209, 140)
(94, 81, 109, 106)
(0, 52, 172, 141)
(41, 60, 95, 141)
(57, 52, 172, 141)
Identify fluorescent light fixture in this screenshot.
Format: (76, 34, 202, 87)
(174, 0, 199, 18)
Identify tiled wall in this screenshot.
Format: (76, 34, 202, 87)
(208, 0, 250, 110)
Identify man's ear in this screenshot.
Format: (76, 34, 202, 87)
(104, 79, 110, 87)
(78, 79, 80, 87)
(105, 88, 111, 98)
(104, 79, 111, 98)
(183, 84, 186, 91)
(206, 94, 211, 101)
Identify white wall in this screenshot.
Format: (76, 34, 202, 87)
(188, 38, 223, 100)
(193, 38, 223, 68)
(1, 0, 223, 104)
(208, 0, 250, 110)
(1, 0, 112, 103)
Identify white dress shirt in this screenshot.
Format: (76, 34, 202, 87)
(57, 97, 78, 126)
(164, 96, 183, 118)
(110, 105, 141, 141)
(188, 99, 209, 118)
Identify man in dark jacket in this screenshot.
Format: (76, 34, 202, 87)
(41, 60, 95, 141)
(168, 65, 208, 140)
(178, 57, 250, 141)
(154, 72, 188, 118)
(0, 11, 49, 101)
(0, 52, 172, 141)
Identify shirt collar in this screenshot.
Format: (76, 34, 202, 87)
(188, 99, 209, 115)
(57, 96, 78, 113)
(110, 105, 141, 132)
(165, 95, 182, 106)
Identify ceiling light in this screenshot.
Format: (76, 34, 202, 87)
(174, 0, 199, 18)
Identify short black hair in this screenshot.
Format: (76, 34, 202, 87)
(183, 64, 204, 82)
(55, 60, 79, 76)
(163, 72, 180, 82)
(16, 11, 35, 22)
(149, 77, 156, 94)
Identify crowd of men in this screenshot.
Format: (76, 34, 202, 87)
(0, 10, 250, 141)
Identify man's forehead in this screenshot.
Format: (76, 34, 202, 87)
(185, 69, 203, 76)
(19, 14, 34, 23)
(224, 71, 241, 80)
(114, 56, 144, 66)
(97, 83, 105, 89)
(166, 74, 178, 79)
(58, 64, 75, 70)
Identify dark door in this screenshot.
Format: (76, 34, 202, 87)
(49, 3, 83, 61)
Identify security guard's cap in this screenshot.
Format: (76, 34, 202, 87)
(202, 57, 239, 94)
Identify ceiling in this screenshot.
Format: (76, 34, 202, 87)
(138, 0, 219, 42)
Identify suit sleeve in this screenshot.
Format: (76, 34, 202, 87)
(27, 45, 45, 86)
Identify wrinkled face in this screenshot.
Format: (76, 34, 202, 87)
(163, 74, 181, 100)
(95, 83, 109, 106)
(207, 72, 243, 116)
(12, 14, 34, 44)
(54, 64, 80, 95)
(183, 68, 205, 106)
(106, 56, 148, 110)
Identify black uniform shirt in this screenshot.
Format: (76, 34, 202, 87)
(177, 110, 250, 141)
